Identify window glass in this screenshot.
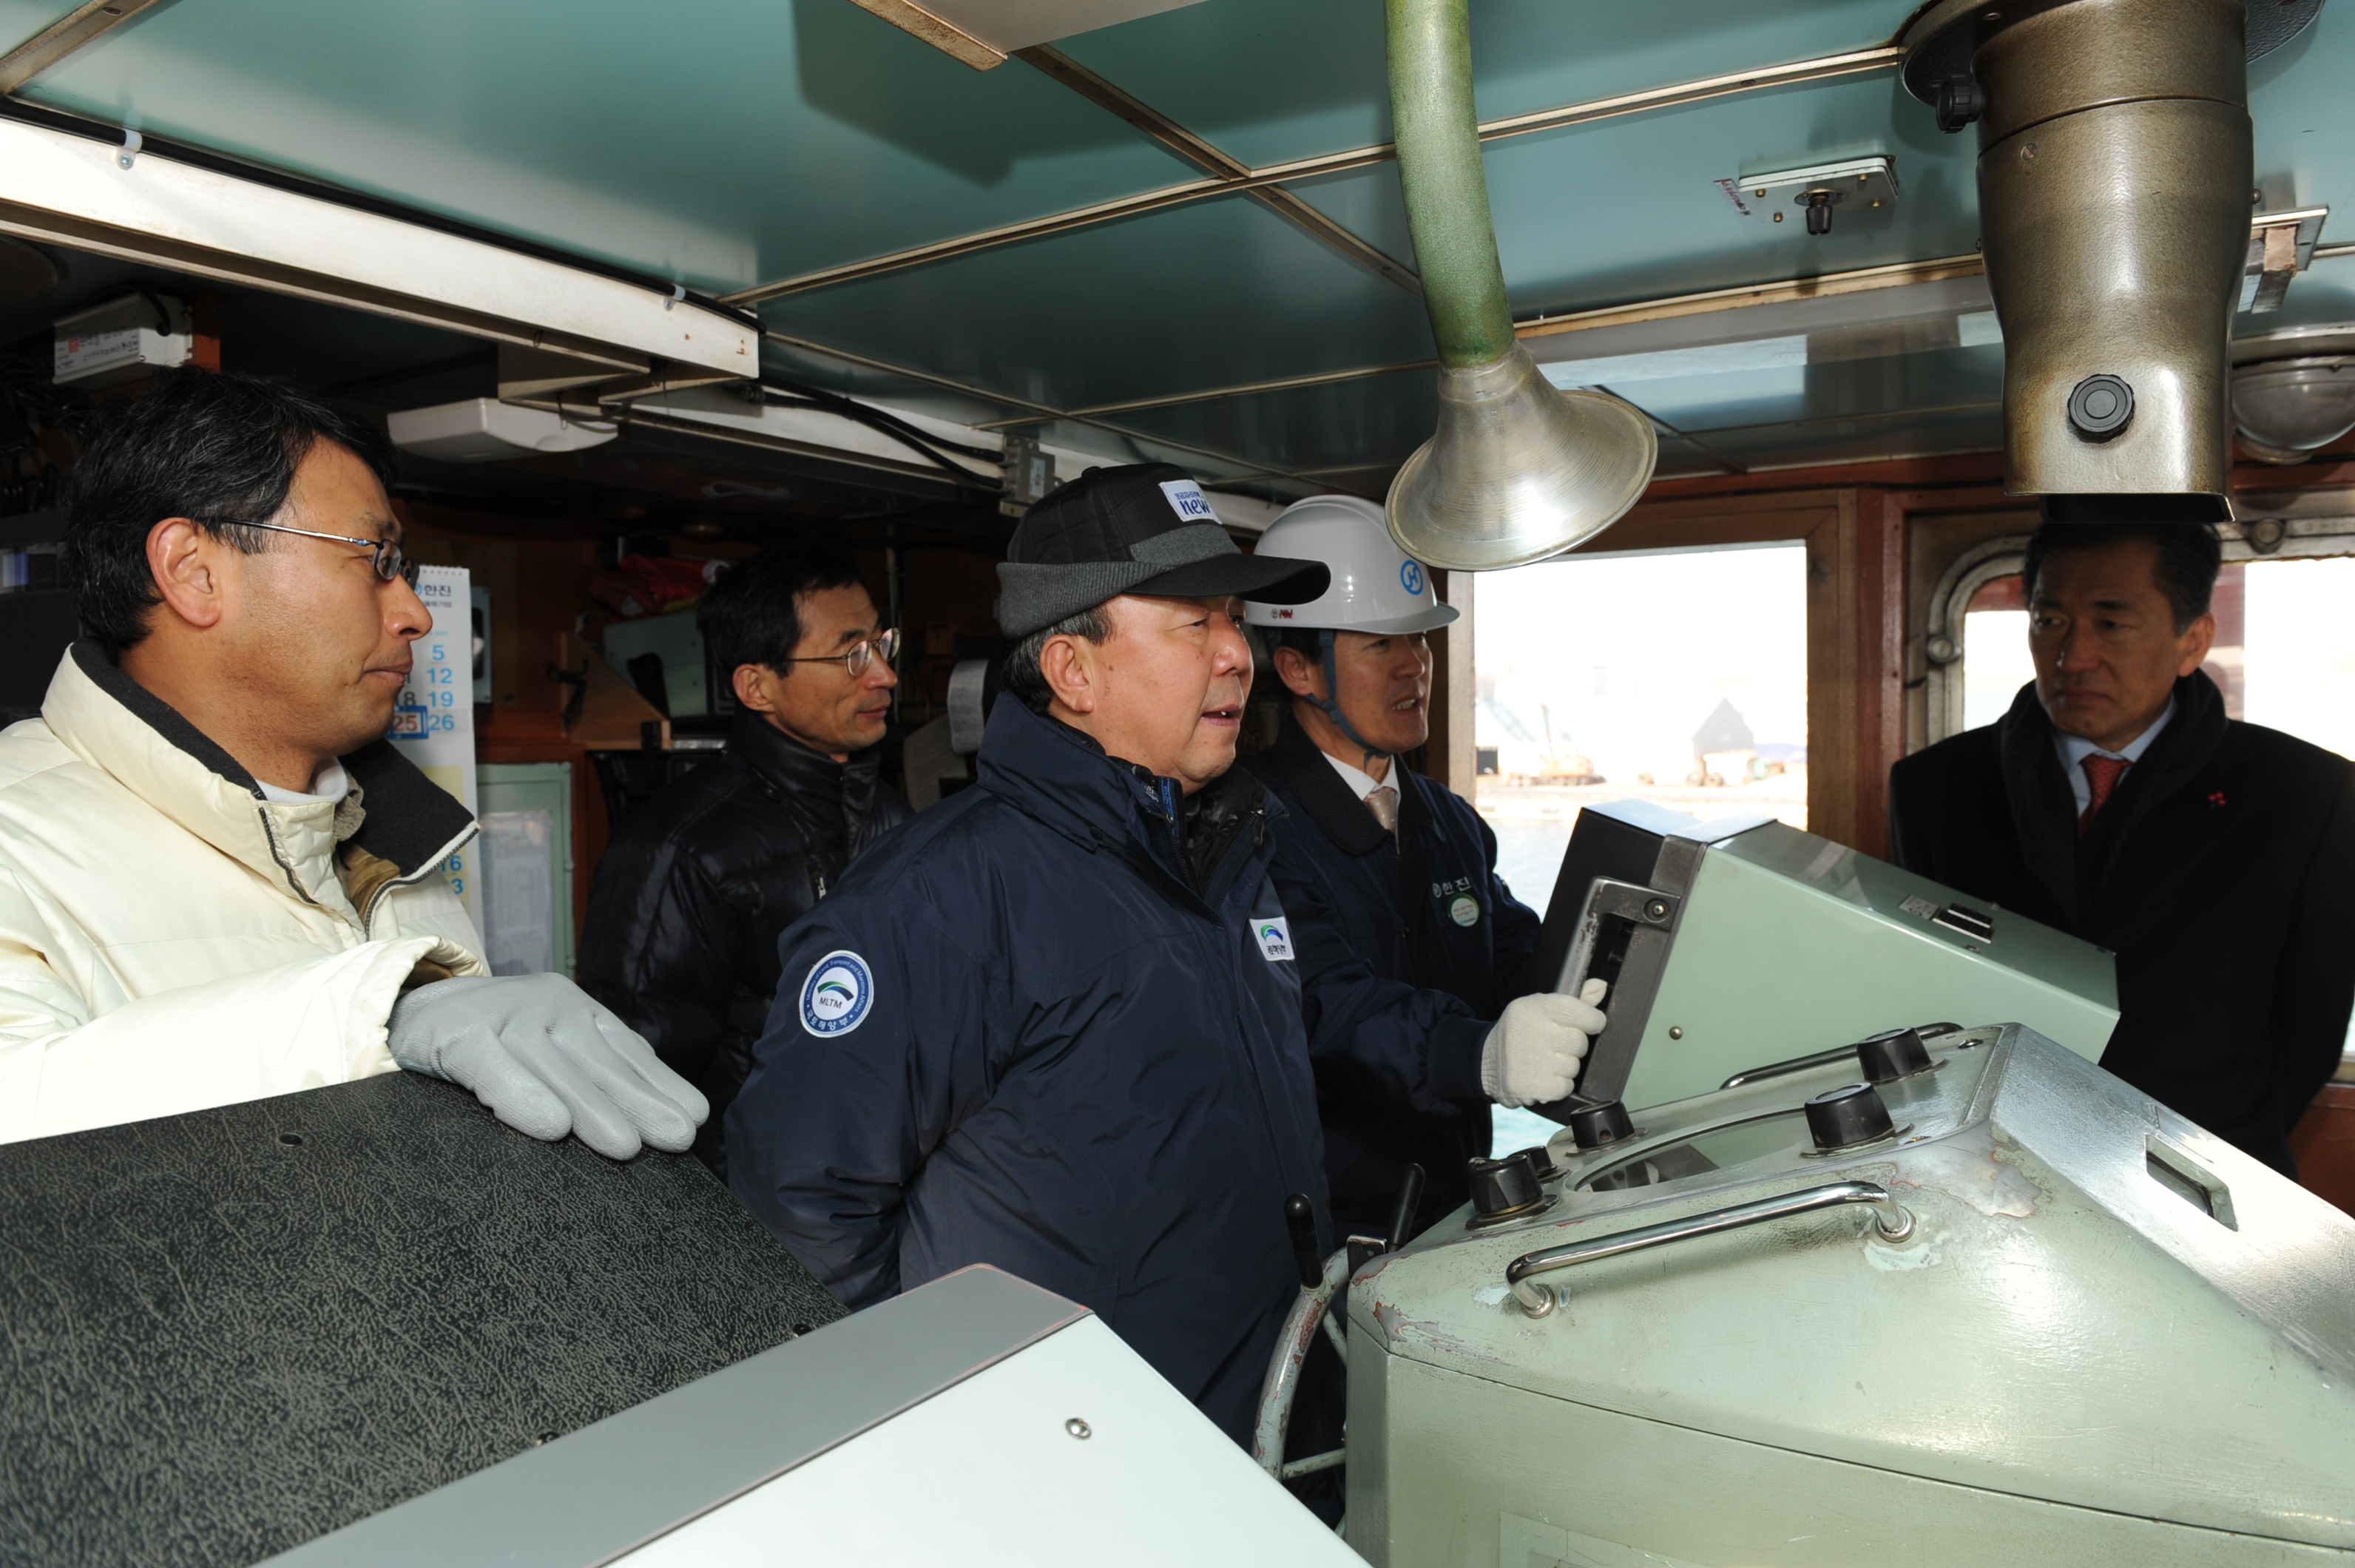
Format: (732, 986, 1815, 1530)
(1961, 575, 2034, 731)
(2243, 555, 2355, 755)
(1474, 544, 1809, 1154)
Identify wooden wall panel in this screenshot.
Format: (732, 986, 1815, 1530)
(1417, 569, 1477, 792)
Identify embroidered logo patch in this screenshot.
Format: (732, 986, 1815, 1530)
(799, 950, 874, 1036)
(1159, 479, 1217, 524)
(1254, 917, 1295, 962)
(1448, 893, 1480, 927)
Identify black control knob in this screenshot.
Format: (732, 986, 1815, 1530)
(1935, 76, 1987, 135)
(1803, 189, 1837, 236)
(1467, 1153, 1544, 1220)
(1566, 1098, 1637, 1152)
(1805, 1083, 1896, 1152)
(1855, 1026, 1933, 1084)
(1506, 1143, 1558, 1181)
(2069, 374, 2135, 439)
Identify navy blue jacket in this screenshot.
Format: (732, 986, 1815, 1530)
(1246, 717, 1543, 1238)
(727, 697, 1331, 1444)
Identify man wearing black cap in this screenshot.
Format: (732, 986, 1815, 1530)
(726, 464, 1337, 1447)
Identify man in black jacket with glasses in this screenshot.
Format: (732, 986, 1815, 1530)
(579, 542, 910, 1176)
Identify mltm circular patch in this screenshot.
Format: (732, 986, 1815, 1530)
(1449, 894, 1480, 927)
(800, 949, 874, 1036)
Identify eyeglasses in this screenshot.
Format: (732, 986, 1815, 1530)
(221, 518, 420, 587)
(779, 627, 899, 677)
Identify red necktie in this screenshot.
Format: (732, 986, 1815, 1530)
(2079, 754, 2131, 836)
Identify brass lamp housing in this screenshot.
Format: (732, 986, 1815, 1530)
(1905, 0, 2271, 521)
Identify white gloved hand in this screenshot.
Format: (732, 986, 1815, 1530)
(388, 973, 709, 1160)
(1480, 979, 1609, 1109)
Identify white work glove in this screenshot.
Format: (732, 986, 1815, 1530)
(1480, 979, 1609, 1109)
(388, 973, 709, 1160)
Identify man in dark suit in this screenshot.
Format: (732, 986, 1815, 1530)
(1891, 521, 2355, 1174)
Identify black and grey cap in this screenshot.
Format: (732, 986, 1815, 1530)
(996, 463, 1329, 638)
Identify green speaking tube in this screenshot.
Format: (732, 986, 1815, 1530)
(1383, 0, 1658, 572)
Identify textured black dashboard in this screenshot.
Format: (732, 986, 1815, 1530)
(0, 1072, 844, 1567)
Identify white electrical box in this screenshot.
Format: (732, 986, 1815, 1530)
(53, 294, 192, 388)
(387, 397, 618, 462)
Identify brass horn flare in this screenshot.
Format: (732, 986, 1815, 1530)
(1385, 346, 1657, 572)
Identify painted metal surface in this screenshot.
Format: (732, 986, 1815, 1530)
(1535, 800, 2115, 1110)
(1346, 1026, 2355, 1564)
(0, 0, 2346, 481)
(1618, 821, 2119, 1106)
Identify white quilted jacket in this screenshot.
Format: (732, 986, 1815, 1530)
(0, 643, 487, 1143)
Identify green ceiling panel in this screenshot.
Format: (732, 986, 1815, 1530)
(1481, 74, 1981, 318)
(1609, 343, 2006, 436)
(0, 0, 2345, 485)
(1055, 0, 1904, 171)
(2250, 4, 2355, 227)
(757, 192, 1437, 417)
(1101, 365, 1439, 476)
(8, 0, 1197, 293)
(1690, 403, 2001, 472)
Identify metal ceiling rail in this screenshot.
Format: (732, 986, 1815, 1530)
(722, 44, 1905, 305)
(1014, 44, 1423, 294)
(1516, 251, 1987, 339)
(0, 0, 167, 95)
(954, 252, 1988, 429)
(760, 328, 1346, 493)
(980, 356, 1441, 427)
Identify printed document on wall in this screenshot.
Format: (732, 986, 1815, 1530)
(386, 563, 480, 930)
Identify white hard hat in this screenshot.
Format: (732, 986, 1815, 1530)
(1243, 496, 1459, 635)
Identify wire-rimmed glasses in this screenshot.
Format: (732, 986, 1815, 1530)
(779, 627, 899, 678)
(223, 518, 421, 587)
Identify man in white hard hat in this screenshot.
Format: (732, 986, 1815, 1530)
(1243, 495, 1601, 1241)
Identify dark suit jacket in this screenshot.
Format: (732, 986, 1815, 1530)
(1889, 671, 2355, 1173)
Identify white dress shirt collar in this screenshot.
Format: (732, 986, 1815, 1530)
(2052, 695, 2174, 815)
(1321, 750, 1391, 803)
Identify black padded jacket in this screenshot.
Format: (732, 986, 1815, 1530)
(578, 708, 911, 1175)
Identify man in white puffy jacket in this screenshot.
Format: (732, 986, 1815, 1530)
(0, 368, 705, 1156)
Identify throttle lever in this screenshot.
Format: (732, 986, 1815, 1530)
(1384, 1162, 1427, 1254)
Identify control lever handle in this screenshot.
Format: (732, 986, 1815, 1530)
(1284, 1192, 1322, 1291)
(1502, 1180, 1914, 1315)
(1384, 1163, 1427, 1254)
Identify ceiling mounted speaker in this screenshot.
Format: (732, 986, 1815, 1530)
(2232, 356, 2355, 464)
(1902, 0, 2323, 521)
(1382, 0, 1656, 572)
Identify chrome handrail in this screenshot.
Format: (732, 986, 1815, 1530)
(1504, 1180, 1913, 1314)
(1719, 1045, 1857, 1091)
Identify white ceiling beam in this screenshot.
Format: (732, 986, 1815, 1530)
(0, 115, 757, 382)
